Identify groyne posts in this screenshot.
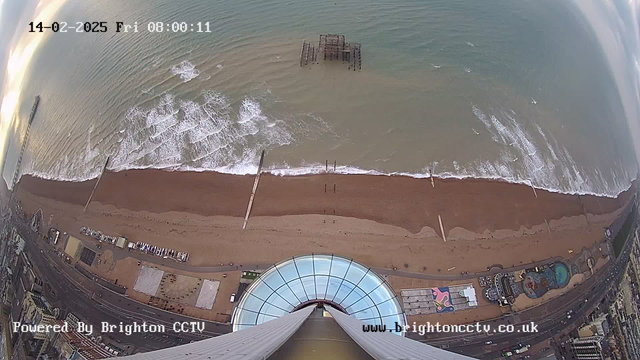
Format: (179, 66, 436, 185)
(243, 150, 265, 230)
(323, 160, 337, 224)
(577, 195, 592, 231)
(83, 156, 110, 213)
(530, 181, 538, 198)
(438, 215, 447, 242)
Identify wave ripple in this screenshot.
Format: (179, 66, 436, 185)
(171, 60, 200, 82)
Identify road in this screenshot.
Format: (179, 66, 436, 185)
(12, 216, 231, 354)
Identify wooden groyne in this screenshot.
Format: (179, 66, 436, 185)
(243, 150, 265, 230)
(83, 156, 110, 213)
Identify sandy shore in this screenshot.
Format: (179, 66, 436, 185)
(13, 170, 636, 276)
(16, 170, 635, 233)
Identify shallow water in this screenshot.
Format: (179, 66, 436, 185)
(3, 0, 637, 196)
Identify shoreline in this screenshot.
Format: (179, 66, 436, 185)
(22, 162, 636, 199)
(15, 169, 636, 234)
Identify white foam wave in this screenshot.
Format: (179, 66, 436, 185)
(472, 105, 499, 142)
(102, 89, 336, 179)
(469, 104, 636, 197)
(265, 163, 633, 198)
(20, 155, 635, 198)
(19, 98, 636, 199)
(171, 60, 200, 82)
(21, 123, 106, 183)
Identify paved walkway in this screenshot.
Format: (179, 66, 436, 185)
(73, 230, 571, 282)
(373, 257, 566, 281)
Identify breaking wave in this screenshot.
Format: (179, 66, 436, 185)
(170, 60, 200, 82)
(20, 100, 635, 198)
(22, 90, 332, 183)
(460, 104, 636, 197)
(108, 92, 301, 174)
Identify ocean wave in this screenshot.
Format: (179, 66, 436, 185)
(19, 99, 636, 199)
(105, 90, 297, 175)
(467, 104, 636, 197)
(170, 60, 200, 82)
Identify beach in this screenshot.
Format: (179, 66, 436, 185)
(14, 170, 635, 274)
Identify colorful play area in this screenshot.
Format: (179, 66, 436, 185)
(522, 262, 571, 299)
(401, 285, 478, 316)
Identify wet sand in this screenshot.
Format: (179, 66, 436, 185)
(16, 170, 635, 234)
(13, 170, 636, 276)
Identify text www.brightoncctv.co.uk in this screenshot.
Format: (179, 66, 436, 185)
(362, 321, 539, 335)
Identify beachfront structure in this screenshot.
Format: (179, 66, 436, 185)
(401, 284, 478, 316)
(300, 34, 362, 70)
(30, 208, 42, 233)
(492, 272, 518, 306)
(232, 254, 405, 333)
(122, 255, 474, 359)
(122, 304, 474, 359)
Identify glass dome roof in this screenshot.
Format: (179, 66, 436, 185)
(232, 254, 406, 335)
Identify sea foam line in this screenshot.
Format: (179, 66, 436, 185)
(21, 161, 635, 199)
(19, 96, 636, 199)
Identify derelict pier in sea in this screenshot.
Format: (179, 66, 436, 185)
(10, 95, 40, 192)
(300, 34, 362, 70)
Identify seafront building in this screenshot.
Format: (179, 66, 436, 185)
(570, 336, 606, 360)
(51, 323, 115, 360)
(18, 292, 56, 358)
(563, 227, 640, 360)
(578, 314, 609, 338)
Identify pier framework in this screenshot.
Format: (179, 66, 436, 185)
(300, 34, 362, 70)
(11, 95, 40, 192)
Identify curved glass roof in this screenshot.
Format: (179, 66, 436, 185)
(232, 254, 406, 335)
